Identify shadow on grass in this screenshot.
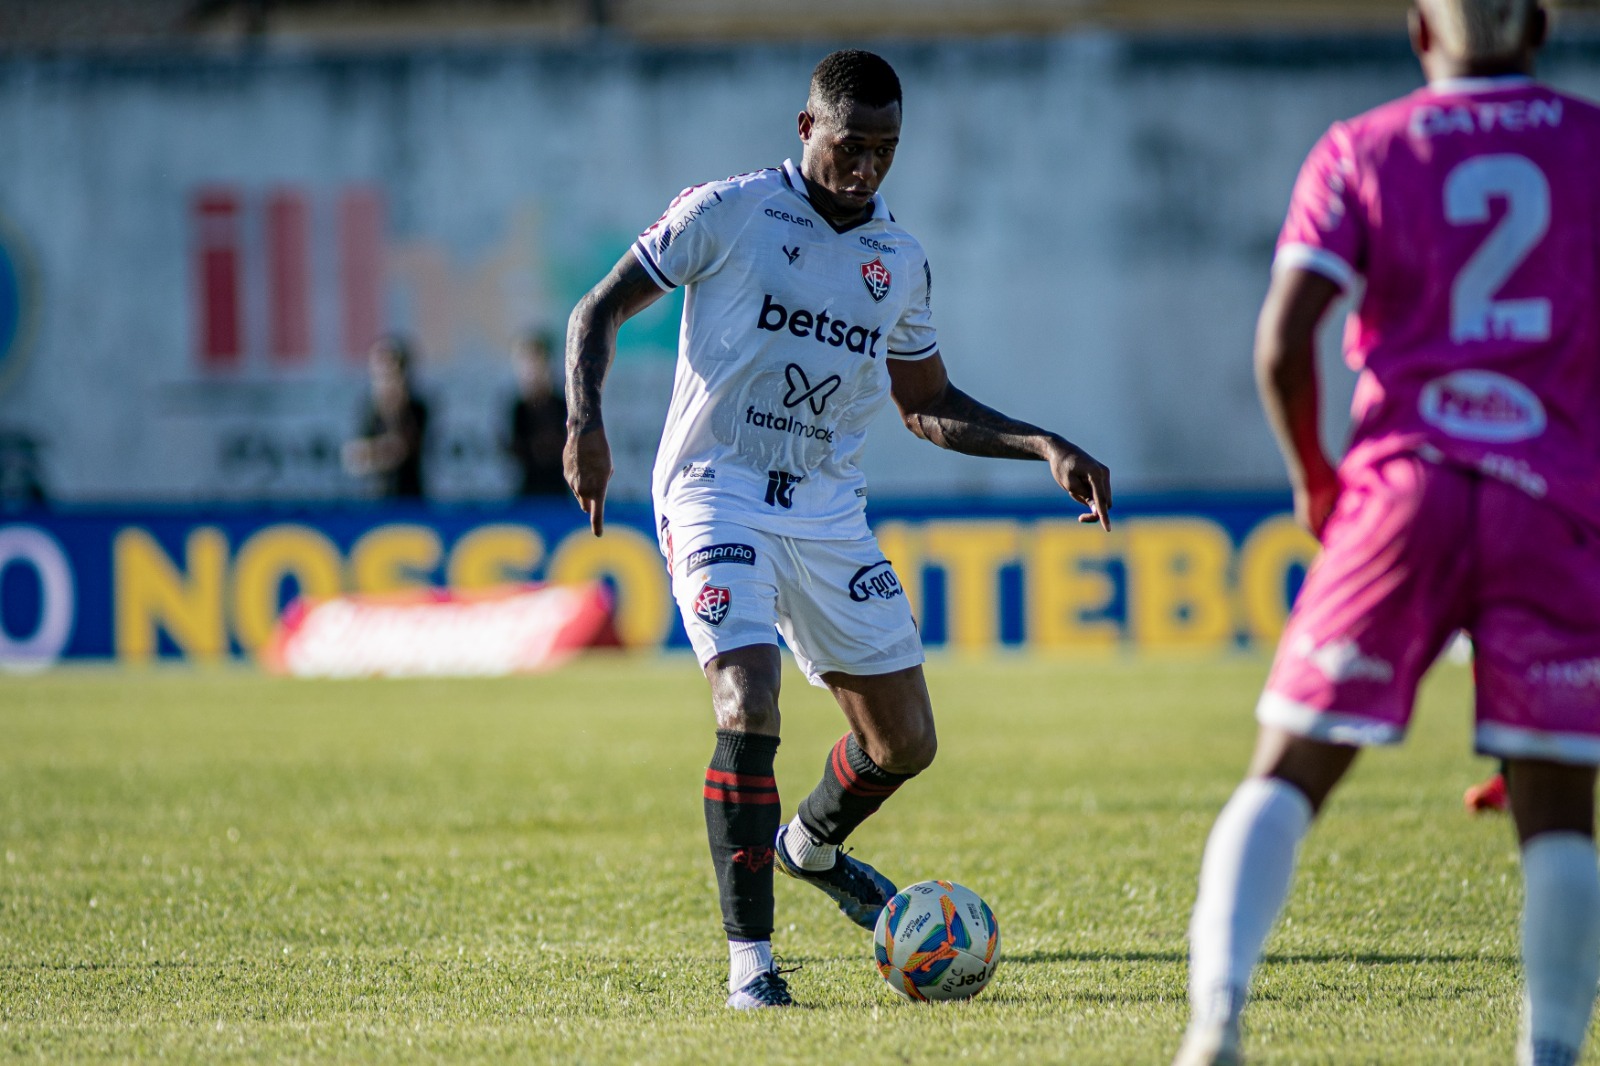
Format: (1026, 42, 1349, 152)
(1006, 949, 1184, 966)
(1006, 948, 1514, 967)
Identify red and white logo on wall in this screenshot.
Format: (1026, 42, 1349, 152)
(192, 184, 384, 369)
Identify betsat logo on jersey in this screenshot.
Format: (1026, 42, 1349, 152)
(1418, 369, 1546, 443)
(693, 583, 732, 627)
(756, 293, 883, 358)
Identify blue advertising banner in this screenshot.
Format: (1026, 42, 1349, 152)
(0, 495, 1315, 667)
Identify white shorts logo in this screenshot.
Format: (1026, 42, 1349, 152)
(1419, 370, 1546, 443)
(1294, 636, 1394, 684)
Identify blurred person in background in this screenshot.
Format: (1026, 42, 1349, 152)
(504, 330, 568, 498)
(0, 429, 47, 508)
(564, 49, 1110, 1010)
(1174, 4, 1600, 1064)
(343, 335, 430, 499)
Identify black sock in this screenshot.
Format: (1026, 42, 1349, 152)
(796, 734, 915, 847)
(703, 730, 781, 941)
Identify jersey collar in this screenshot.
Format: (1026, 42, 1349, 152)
(1426, 74, 1535, 94)
(781, 158, 887, 234)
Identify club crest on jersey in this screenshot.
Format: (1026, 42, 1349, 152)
(861, 258, 892, 302)
(694, 583, 732, 627)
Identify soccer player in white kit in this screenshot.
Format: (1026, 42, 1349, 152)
(1176, 3, 1600, 1063)
(564, 50, 1111, 1008)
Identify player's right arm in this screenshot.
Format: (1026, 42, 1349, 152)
(567, 180, 738, 535)
(1263, 122, 1367, 539)
(1255, 266, 1342, 538)
(564, 252, 669, 536)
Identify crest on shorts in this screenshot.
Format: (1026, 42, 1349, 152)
(860, 258, 891, 302)
(694, 583, 732, 627)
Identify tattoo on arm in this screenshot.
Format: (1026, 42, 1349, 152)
(565, 296, 613, 436)
(908, 385, 1057, 460)
(565, 257, 666, 435)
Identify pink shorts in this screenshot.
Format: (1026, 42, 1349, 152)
(1260, 453, 1600, 764)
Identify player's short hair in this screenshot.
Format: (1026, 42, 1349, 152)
(808, 49, 902, 122)
(1418, 0, 1537, 60)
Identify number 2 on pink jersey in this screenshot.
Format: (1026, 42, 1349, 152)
(1444, 154, 1552, 345)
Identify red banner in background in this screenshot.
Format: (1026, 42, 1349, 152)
(193, 189, 243, 367)
(262, 582, 616, 678)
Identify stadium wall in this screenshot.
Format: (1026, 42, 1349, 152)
(0, 496, 1316, 666)
(17, 36, 1600, 504)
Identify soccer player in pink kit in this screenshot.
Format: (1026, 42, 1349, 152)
(1176, 3, 1600, 1064)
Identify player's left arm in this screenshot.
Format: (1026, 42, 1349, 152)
(888, 352, 1112, 529)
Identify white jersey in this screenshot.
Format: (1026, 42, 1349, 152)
(634, 159, 939, 540)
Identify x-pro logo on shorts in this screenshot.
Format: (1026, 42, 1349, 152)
(694, 583, 732, 627)
(783, 363, 841, 415)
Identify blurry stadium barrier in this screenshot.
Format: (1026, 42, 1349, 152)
(0, 496, 1316, 667)
(261, 581, 615, 678)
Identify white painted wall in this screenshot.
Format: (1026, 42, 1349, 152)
(1, 38, 1596, 501)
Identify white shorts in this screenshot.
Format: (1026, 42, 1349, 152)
(662, 518, 925, 687)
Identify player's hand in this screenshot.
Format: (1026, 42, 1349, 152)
(1045, 438, 1112, 531)
(1295, 455, 1340, 540)
(564, 425, 612, 537)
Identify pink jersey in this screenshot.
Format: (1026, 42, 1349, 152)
(1278, 76, 1600, 528)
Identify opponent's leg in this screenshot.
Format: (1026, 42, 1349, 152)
(777, 665, 935, 930)
(701, 645, 791, 1007)
(1507, 759, 1600, 1066)
(1177, 728, 1359, 1066)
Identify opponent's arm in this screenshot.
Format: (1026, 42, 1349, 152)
(888, 352, 1112, 529)
(565, 252, 669, 536)
(1255, 266, 1343, 538)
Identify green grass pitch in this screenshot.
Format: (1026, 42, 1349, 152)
(0, 654, 1547, 1063)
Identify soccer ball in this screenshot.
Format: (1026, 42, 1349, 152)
(872, 880, 1001, 1002)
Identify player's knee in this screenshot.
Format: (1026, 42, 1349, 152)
(706, 647, 783, 734)
(710, 677, 780, 733)
(716, 701, 780, 735)
(875, 722, 936, 777)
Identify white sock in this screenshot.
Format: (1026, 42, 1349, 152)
(784, 815, 836, 871)
(728, 938, 773, 993)
(1186, 777, 1313, 1035)
(1519, 832, 1600, 1066)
